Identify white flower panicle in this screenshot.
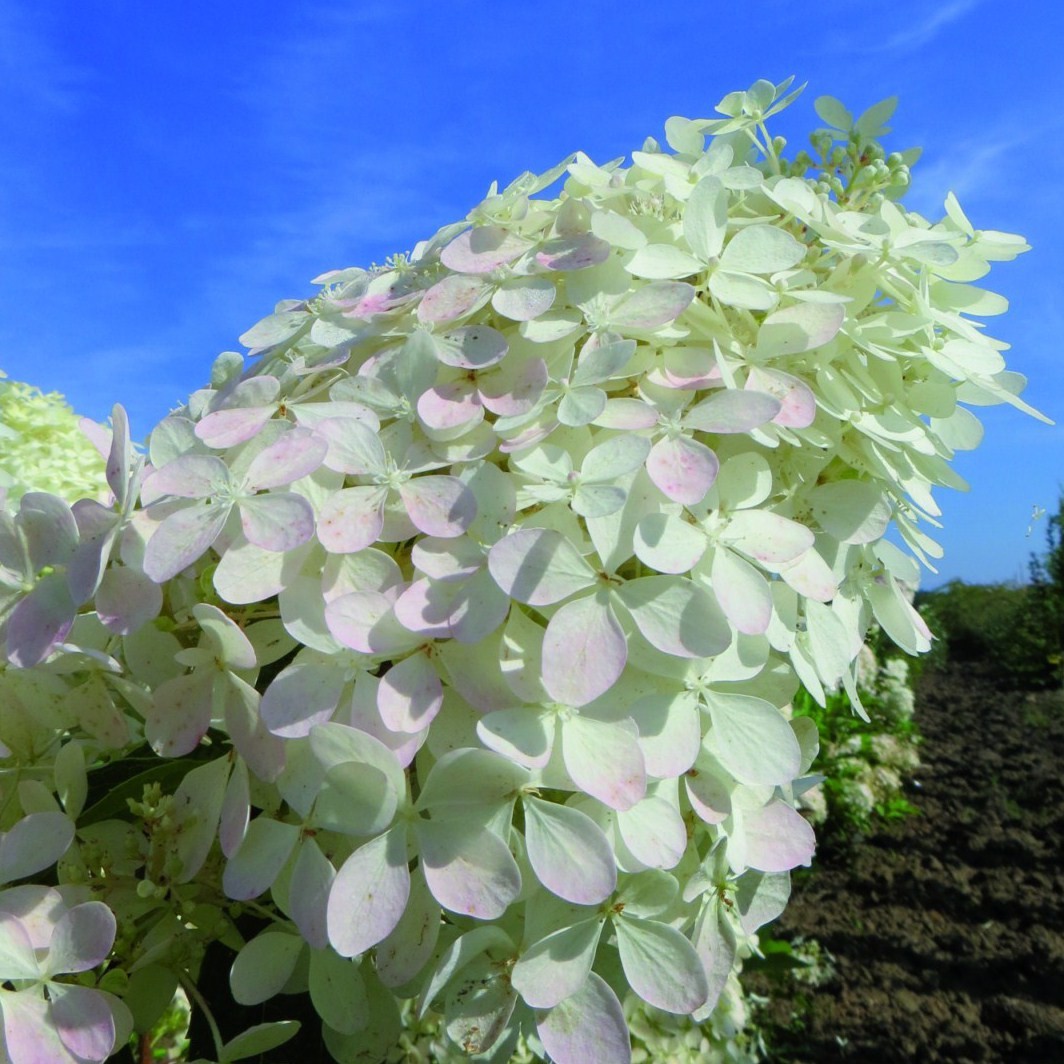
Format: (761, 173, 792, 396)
(0, 78, 1043, 1063)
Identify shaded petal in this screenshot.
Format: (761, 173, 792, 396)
(523, 796, 616, 904)
(143, 501, 230, 582)
(542, 593, 626, 706)
(561, 715, 645, 811)
(536, 971, 631, 1064)
(615, 915, 708, 1013)
(398, 477, 476, 538)
(415, 819, 521, 920)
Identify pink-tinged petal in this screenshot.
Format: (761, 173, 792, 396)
(0, 887, 65, 950)
(657, 346, 720, 391)
(536, 233, 611, 271)
(746, 366, 817, 428)
(629, 692, 700, 778)
(415, 820, 521, 919)
(393, 577, 457, 638)
(144, 672, 213, 758)
(479, 356, 549, 415)
(561, 714, 646, 811)
(617, 576, 731, 659)
(5, 574, 75, 668)
(755, 301, 845, 356)
(239, 493, 315, 552)
(685, 766, 732, 825)
(617, 796, 686, 870)
(542, 594, 626, 707)
(398, 476, 476, 538)
(313, 418, 388, 475)
(720, 510, 814, 564)
(325, 829, 408, 957)
(682, 389, 781, 433)
(195, 405, 276, 448)
(378, 654, 443, 733)
(743, 800, 817, 872)
(523, 796, 616, 905)
(0, 813, 75, 888)
(143, 501, 230, 582)
(346, 675, 426, 768)
(711, 547, 773, 635)
(435, 325, 509, 369)
(44, 903, 115, 976)
(0, 988, 72, 1064)
(492, 276, 557, 321)
(417, 380, 483, 431)
(261, 662, 347, 738)
(244, 430, 328, 490)
(317, 486, 387, 554)
(325, 590, 414, 655)
(774, 549, 838, 600)
(67, 504, 117, 604)
(49, 984, 117, 1062)
(488, 527, 596, 606)
(417, 274, 492, 323)
(141, 454, 230, 503)
(94, 567, 161, 635)
(645, 436, 718, 505)
(536, 972, 631, 1064)
(440, 225, 532, 273)
(609, 282, 694, 330)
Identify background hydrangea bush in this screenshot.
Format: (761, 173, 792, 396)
(0, 78, 1043, 1063)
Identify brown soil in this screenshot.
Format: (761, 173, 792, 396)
(747, 664, 1064, 1063)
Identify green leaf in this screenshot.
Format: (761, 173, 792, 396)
(219, 1021, 301, 1063)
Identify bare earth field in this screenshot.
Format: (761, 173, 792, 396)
(748, 664, 1064, 1063)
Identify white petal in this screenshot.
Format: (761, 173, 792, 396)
(536, 971, 631, 1064)
(561, 715, 645, 811)
(523, 796, 617, 904)
(327, 828, 411, 957)
(615, 915, 708, 1014)
(542, 593, 627, 706)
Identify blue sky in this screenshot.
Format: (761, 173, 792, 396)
(1, 0, 1060, 586)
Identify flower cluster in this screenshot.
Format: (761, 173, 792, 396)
(0, 78, 1043, 1062)
(0, 373, 107, 508)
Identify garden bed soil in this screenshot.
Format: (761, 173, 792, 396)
(747, 663, 1064, 1062)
